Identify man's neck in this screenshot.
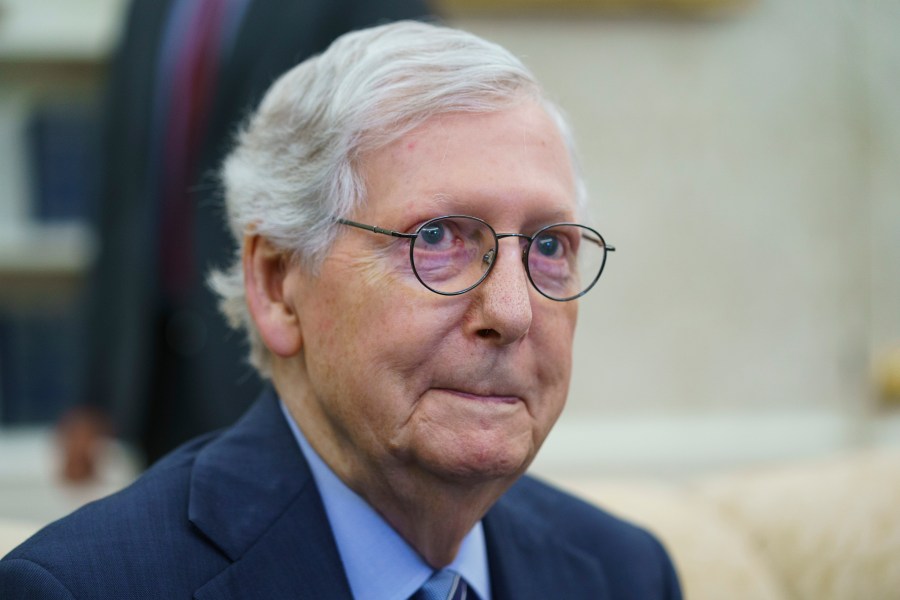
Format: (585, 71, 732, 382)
(277, 374, 518, 567)
(355, 464, 514, 568)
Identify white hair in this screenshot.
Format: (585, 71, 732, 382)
(210, 20, 587, 377)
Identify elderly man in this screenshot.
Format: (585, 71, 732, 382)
(0, 21, 681, 599)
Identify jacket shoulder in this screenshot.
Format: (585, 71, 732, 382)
(0, 435, 225, 598)
(503, 475, 656, 545)
(494, 475, 682, 599)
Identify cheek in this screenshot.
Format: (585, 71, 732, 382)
(303, 276, 463, 408)
(539, 301, 577, 359)
(533, 306, 578, 408)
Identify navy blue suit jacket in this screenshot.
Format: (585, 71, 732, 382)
(1, 390, 682, 599)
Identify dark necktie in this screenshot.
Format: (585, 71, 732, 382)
(412, 569, 471, 600)
(158, 0, 229, 300)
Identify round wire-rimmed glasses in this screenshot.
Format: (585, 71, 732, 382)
(337, 215, 615, 301)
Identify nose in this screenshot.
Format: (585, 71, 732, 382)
(466, 238, 533, 344)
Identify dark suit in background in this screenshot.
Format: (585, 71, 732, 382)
(79, 0, 431, 466)
(2, 389, 683, 599)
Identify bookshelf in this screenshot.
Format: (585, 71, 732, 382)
(0, 0, 124, 306)
(0, 0, 125, 422)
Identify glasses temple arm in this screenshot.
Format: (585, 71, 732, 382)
(336, 218, 416, 239)
(580, 233, 615, 252)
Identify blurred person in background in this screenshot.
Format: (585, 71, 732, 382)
(1, 21, 680, 599)
(58, 0, 431, 480)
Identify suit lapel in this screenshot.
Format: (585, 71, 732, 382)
(188, 389, 353, 600)
(483, 485, 612, 600)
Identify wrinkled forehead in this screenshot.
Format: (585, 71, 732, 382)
(354, 103, 580, 227)
(360, 105, 586, 223)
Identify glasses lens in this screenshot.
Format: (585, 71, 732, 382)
(411, 216, 496, 295)
(527, 224, 607, 301)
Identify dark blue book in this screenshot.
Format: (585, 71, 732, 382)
(0, 310, 84, 425)
(0, 101, 101, 425)
(26, 102, 101, 223)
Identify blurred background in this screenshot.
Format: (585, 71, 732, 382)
(0, 0, 898, 574)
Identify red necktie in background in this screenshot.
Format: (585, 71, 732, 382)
(159, 0, 228, 301)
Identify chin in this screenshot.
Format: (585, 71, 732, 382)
(426, 436, 537, 484)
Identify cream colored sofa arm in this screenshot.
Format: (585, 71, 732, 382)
(560, 479, 790, 600)
(0, 518, 41, 558)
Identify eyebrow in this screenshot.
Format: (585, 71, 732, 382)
(429, 193, 578, 225)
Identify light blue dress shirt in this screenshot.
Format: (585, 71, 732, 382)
(280, 401, 492, 600)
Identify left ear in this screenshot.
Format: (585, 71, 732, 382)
(243, 234, 303, 357)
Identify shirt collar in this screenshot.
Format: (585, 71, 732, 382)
(279, 400, 492, 600)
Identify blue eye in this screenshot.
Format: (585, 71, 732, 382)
(536, 234, 560, 257)
(420, 223, 446, 245)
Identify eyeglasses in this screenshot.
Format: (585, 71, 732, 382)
(337, 215, 615, 301)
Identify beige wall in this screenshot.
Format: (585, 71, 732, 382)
(453, 0, 898, 411)
(452, 0, 900, 474)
